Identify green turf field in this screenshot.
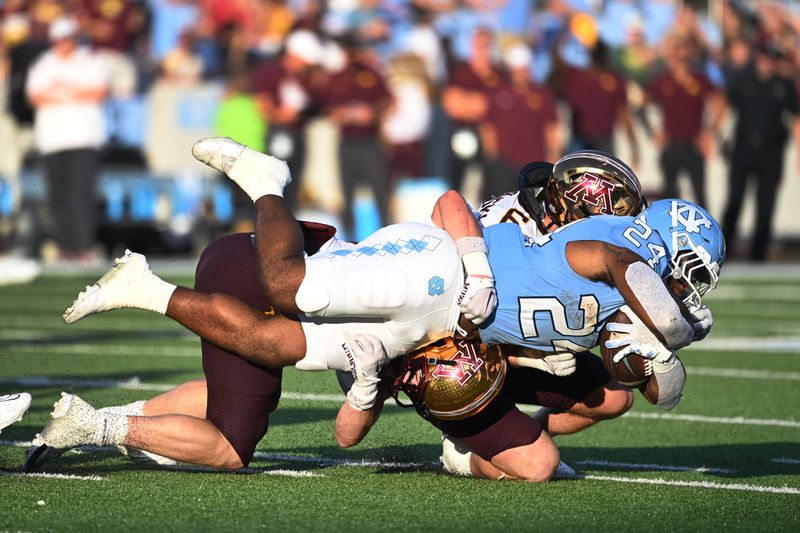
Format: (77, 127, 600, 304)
(1, 268, 799, 532)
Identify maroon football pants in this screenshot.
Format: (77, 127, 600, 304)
(194, 223, 335, 465)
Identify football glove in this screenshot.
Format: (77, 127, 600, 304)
(689, 305, 713, 342)
(514, 351, 577, 376)
(605, 305, 674, 364)
(456, 237, 497, 325)
(343, 332, 389, 411)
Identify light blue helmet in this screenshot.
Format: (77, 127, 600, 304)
(644, 199, 726, 309)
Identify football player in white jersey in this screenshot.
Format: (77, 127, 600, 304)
(27, 141, 715, 482)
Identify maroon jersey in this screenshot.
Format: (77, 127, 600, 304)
(251, 60, 317, 130)
(325, 62, 390, 138)
(80, 0, 140, 51)
(486, 82, 558, 166)
(647, 70, 717, 141)
(449, 61, 507, 93)
(562, 66, 626, 138)
(448, 61, 507, 127)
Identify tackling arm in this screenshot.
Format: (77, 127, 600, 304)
(431, 190, 497, 325)
(566, 241, 694, 351)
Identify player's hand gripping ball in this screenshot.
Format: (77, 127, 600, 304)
(599, 309, 654, 387)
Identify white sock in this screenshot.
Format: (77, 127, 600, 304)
(90, 413, 129, 446)
(134, 272, 176, 315)
(99, 400, 145, 417)
(228, 148, 289, 202)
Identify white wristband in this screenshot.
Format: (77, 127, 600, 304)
(455, 236, 488, 257)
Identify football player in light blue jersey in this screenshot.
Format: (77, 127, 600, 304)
(482, 200, 722, 355)
(35, 139, 722, 483)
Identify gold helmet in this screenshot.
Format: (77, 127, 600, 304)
(544, 150, 645, 227)
(392, 337, 506, 421)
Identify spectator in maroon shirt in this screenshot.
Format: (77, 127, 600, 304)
(78, 0, 145, 53)
(480, 43, 561, 201)
(251, 29, 325, 210)
(560, 42, 639, 167)
(442, 27, 507, 191)
(646, 35, 725, 207)
(323, 38, 392, 238)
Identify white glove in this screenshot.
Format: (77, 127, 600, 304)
(689, 305, 713, 342)
(605, 305, 674, 364)
(456, 237, 497, 325)
(343, 332, 389, 411)
(514, 351, 577, 376)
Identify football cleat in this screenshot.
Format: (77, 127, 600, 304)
(63, 250, 155, 324)
(22, 435, 68, 472)
(191, 137, 291, 202)
(440, 434, 472, 476)
(37, 393, 101, 450)
(554, 460, 577, 479)
(0, 392, 32, 433)
(117, 446, 177, 467)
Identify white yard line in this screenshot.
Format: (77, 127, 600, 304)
(0, 376, 175, 392)
(580, 475, 800, 495)
(0, 341, 200, 357)
(6, 330, 800, 354)
(685, 367, 800, 380)
(252, 451, 438, 470)
(3, 376, 799, 428)
(622, 411, 800, 428)
(2, 443, 798, 494)
(574, 459, 735, 474)
(771, 458, 800, 465)
(0, 471, 105, 481)
(684, 337, 800, 353)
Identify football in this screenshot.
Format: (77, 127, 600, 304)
(599, 309, 653, 387)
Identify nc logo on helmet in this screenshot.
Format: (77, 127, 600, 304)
(670, 201, 712, 234)
(564, 173, 617, 215)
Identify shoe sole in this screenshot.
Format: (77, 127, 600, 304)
(22, 444, 61, 472)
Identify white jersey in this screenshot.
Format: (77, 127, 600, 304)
(477, 192, 544, 240)
(296, 223, 463, 371)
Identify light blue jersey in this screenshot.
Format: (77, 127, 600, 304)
(479, 214, 670, 352)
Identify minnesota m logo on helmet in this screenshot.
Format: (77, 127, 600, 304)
(430, 340, 484, 386)
(563, 172, 617, 215)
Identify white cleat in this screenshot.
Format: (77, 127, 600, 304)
(117, 446, 177, 467)
(38, 393, 101, 450)
(63, 250, 152, 324)
(191, 137, 291, 202)
(440, 434, 473, 476)
(0, 392, 32, 432)
(554, 460, 577, 479)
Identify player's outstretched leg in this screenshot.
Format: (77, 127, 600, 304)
(192, 137, 291, 203)
(192, 137, 306, 313)
(63, 250, 176, 324)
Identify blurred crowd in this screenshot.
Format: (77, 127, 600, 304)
(0, 0, 799, 278)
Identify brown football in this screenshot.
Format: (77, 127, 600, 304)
(599, 309, 653, 387)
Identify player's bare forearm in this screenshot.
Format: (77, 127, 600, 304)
(431, 190, 483, 240)
(335, 397, 385, 448)
(567, 240, 693, 349)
